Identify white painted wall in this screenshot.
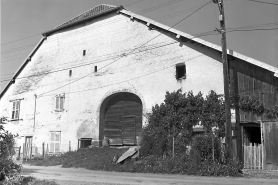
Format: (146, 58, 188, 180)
(0, 12, 224, 153)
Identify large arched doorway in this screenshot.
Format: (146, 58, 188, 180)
(99, 92, 142, 146)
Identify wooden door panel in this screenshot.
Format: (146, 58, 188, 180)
(103, 93, 142, 145)
(122, 116, 136, 145)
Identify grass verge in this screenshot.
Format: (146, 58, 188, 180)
(24, 147, 243, 177)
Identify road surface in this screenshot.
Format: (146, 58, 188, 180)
(21, 164, 278, 185)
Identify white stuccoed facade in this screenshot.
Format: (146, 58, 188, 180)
(0, 10, 224, 153)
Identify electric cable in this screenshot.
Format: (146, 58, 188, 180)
(247, 0, 278, 5)
(2, 21, 278, 80)
(1, 0, 145, 46)
(36, 1, 212, 97)
(38, 55, 203, 98)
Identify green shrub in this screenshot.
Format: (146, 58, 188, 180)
(198, 159, 242, 176)
(0, 117, 21, 183)
(140, 89, 226, 158)
(191, 134, 221, 162)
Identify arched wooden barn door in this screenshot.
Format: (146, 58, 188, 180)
(100, 93, 142, 145)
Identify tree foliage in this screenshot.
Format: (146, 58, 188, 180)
(140, 89, 226, 157)
(0, 117, 21, 183)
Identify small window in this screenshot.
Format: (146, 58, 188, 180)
(55, 94, 65, 111)
(83, 50, 86, 56)
(69, 70, 72, 77)
(94, 66, 97, 72)
(78, 138, 92, 149)
(176, 63, 186, 79)
(11, 100, 21, 120)
(50, 131, 61, 154)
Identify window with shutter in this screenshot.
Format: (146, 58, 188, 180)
(11, 100, 20, 120)
(50, 131, 61, 154)
(55, 94, 65, 111)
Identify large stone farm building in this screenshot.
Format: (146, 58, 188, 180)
(1, 4, 278, 170)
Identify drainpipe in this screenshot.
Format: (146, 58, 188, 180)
(33, 94, 37, 132)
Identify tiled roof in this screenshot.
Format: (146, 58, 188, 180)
(42, 4, 122, 36)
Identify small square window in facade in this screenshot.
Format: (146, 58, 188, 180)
(11, 100, 21, 120)
(176, 63, 186, 79)
(50, 131, 61, 154)
(55, 94, 65, 111)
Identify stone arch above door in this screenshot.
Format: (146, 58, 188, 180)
(99, 92, 143, 146)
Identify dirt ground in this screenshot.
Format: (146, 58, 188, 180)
(21, 164, 278, 185)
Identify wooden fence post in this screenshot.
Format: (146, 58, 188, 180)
(260, 121, 265, 170)
(69, 141, 71, 152)
(23, 143, 26, 161)
(212, 136, 214, 162)
(78, 139, 80, 150)
(42, 142, 45, 158)
(30, 144, 32, 159)
(46, 143, 49, 157)
(18, 146, 21, 160)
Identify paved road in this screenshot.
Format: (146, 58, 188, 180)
(21, 164, 278, 185)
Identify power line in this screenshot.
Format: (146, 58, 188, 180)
(1, 0, 145, 47)
(2, 20, 278, 79)
(138, 0, 183, 14)
(124, 0, 145, 7)
(156, 3, 214, 21)
(247, 0, 278, 5)
(1, 0, 204, 55)
(38, 55, 203, 98)
(0, 29, 217, 80)
(1, 0, 213, 57)
(1, 43, 37, 54)
(2, 1, 181, 54)
(36, 1, 212, 96)
(0, 41, 177, 82)
(227, 27, 278, 32)
(1, 34, 40, 46)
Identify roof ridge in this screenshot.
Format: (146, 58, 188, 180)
(43, 4, 121, 36)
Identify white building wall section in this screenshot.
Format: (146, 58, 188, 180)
(0, 12, 224, 153)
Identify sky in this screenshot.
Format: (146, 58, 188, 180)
(1, 0, 278, 92)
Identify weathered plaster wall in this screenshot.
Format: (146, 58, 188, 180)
(0, 12, 224, 153)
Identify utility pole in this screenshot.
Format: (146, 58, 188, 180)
(213, 0, 233, 159)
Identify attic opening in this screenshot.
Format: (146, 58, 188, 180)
(176, 63, 186, 79)
(94, 66, 97, 72)
(83, 50, 86, 56)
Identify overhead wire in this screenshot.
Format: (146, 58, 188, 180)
(0, 30, 218, 82)
(39, 55, 203, 98)
(0, 0, 214, 58)
(1, 20, 278, 80)
(2, 43, 37, 54)
(36, 0, 212, 97)
(247, 0, 278, 5)
(0, 0, 145, 47)
(227, 27, 278, 32)
(1, 0, 194, 57)
(4, 1, 277, 81)
(1, 1, 213, 79)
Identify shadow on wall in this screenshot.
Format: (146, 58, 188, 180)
(76, 120, 96, 139)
